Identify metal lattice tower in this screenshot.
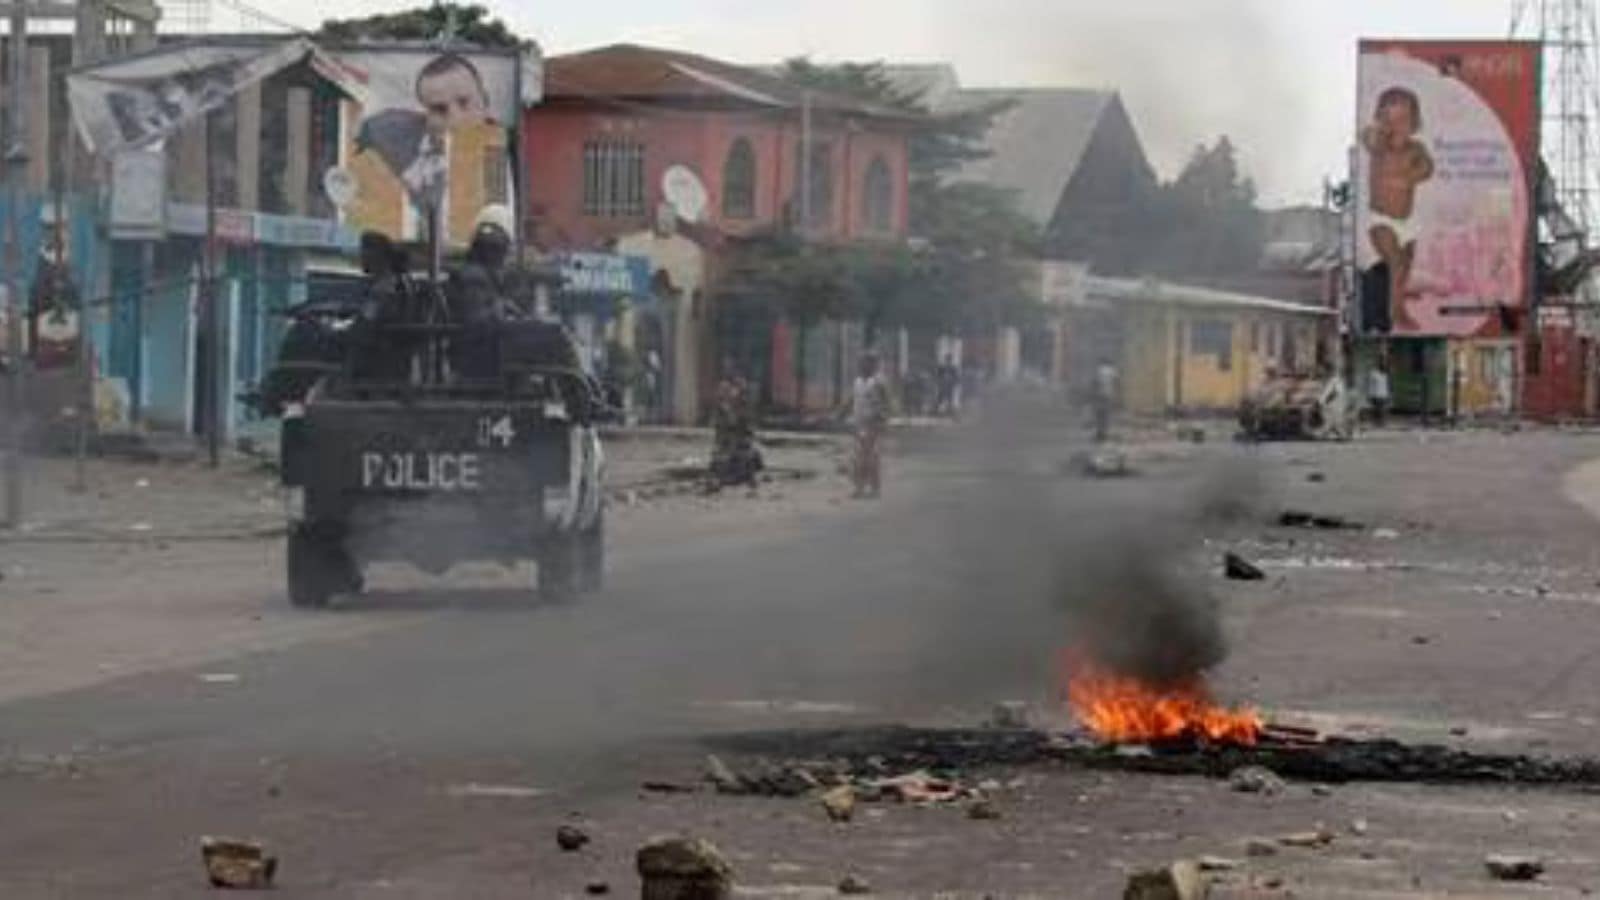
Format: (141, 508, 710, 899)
(1514, 0, 1600, 246)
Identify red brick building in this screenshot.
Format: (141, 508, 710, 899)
(521, 44, 917, 420)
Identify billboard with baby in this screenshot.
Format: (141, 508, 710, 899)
(1354, 40, 1540, 337)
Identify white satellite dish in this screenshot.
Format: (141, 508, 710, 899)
(661, 165, 708, 223)
(322, 166, 358, 209)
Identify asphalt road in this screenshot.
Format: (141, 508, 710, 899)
(9, 421, 1600, 897)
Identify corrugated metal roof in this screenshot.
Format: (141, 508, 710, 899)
(545, 44, 913, 120)
(943, 88, 1116, 226)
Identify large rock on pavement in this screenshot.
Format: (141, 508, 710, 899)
(637, 836, 732, 900)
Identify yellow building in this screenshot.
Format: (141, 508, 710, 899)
(1082, 277, 1336, 415)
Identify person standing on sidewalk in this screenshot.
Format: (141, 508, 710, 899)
(848, 352, 892, 499)
(1368, 358, 1392, 427)
(1091, 358, 1118, 443)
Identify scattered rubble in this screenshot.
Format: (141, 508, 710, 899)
(200, 836, 277, 890)
(820, 785, 856, 822)
(988, 701, 1030, 730)
(704, 755, 742, 793)
(1124, 859, 1209, 900)
(1277, 825, 1336, 848)
(1196, 856, 1238, 872)
(1277, 510, 1361, 530)
(837, 874, 873, 895)
(585, 881, 611, 895)
(965, 798, 1001, 820)
(1228, 765, 1285, 795)
(556, 824, 591, 852)
(1484, 854, 1544, 881)
(637, 836, 733, 900)
(1245, 839, 1278, 858)
(1067, 449, 1133, 478)
(1223, 552, 1265, 581)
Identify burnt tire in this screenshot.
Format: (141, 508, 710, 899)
(287, 524, 340, 609)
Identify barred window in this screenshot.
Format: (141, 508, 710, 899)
(583, 139, 645, 217)
(861, 155, 892, 232)
(483, 144, 509, 205)
(722, 138, 756, 219)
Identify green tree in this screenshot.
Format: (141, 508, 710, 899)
(1145, 137, 1265, 277)
(319, 3, 523, 48)
(759, 58, 1042, 339)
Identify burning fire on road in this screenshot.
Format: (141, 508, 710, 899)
(1064, 656, 1262, 746)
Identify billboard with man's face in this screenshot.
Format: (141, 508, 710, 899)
(1354, 40, 1540, 337)
(331, 48, 525, 247)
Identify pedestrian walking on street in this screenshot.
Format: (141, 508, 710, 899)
(934, 355, 960, 416)
(1092, 358, 1118, 443)
(848, 352, 892, 498)
(1369, 358, 1392, 427)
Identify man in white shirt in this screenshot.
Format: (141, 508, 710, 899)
(1368, 360, 1392, 426)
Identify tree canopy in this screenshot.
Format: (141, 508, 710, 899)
(1143, 137, 1265, 277)
(319, 3, 522, 48)
(725, 59, 1039, 339)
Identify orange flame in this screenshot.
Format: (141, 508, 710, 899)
(1065, 658, 1262, 746)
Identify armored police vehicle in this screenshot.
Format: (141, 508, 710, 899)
(259, 218, 605, 608)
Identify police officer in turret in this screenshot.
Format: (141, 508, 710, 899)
(449, 205, 515, 379)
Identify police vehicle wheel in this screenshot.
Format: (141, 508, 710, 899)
(538, 538, 580, 602)
(577, 518, 605, 593)
(287, 525, 337, 609)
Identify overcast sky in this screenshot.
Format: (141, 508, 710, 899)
(216, 0, 1531, 206)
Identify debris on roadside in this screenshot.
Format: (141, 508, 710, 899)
(965, 798, 1001, 820)
(988, 700, 1030, 730)
(1484, 854, 1543, 881)
(585, 881, 611, 895)
(1372, 527, 1399, 540)
(556, 824, 591, 852)
(200, 836, 277, 890)
(1277, 825, 1336, 848)
(1223, 552, 1266, 581)
(820, 785, 856, 822)
(1349, 818, 1369, 836)
(1245, 838, 1278, 858)
(1306, 472, 1326, 483)
(1277, 510, 1362, 530)
(1228, 765, 1285, 795)
(838, 873, 873, 895)
(1066, 449, 1133, 479)
(637, 836, 733, 900)
(1124, 859, 1209, 900)
(641, 780, 699, 795)
(704, 755, 743, 794)
(1196, 856, 1238, 872)
(697, 757, 822, 798)
(863, 770, 966, 804)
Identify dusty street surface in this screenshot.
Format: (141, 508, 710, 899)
(6, 423, 1600, 897)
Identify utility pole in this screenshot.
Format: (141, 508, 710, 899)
(3, 1, 29, 528)
(799, 90, 813, 233)
(203, 109, 222, 467)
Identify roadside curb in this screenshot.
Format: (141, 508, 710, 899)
(0, 524, 287, 544)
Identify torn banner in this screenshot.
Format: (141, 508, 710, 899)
(66, 38, 362, 156)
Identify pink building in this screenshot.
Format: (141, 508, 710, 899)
(522, 44, 917, 420)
